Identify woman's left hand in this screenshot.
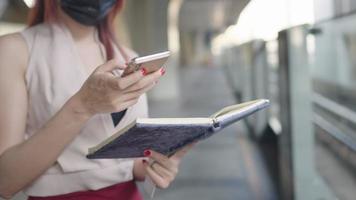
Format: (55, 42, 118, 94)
(142, 142, 196, 189)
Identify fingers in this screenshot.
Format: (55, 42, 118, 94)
(116, 69, 145, 89)
(124, 68, 163, 92)
(107, 83, 154, 113)
(110, 67, 164, 91)
(151, 162, 176, 182)
(143, 161, 170, 189)
(145, 150, 177, 173)
(96, 59, 126, 73)
(112, 98, 138, 112)
(119, 83, 156, 102)
(171, 142, 197, 161)
(143, 146, 190, 189)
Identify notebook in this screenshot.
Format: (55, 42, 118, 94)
(87, 99, 270, 159)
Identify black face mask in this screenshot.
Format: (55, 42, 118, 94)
(60, 0, 116, 26)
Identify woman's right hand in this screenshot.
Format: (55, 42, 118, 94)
(74, 59, 164, 117)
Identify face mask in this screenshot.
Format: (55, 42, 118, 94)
(60, 0, 116, 26)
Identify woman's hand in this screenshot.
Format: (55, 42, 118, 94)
(141, 143, 196, 189)
(74, 59, 164, 117)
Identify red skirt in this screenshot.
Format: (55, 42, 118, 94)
(28, 181, 143, 200)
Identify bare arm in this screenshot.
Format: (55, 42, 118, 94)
(0, 34, 94, 199)
(0, 34, 163, 199)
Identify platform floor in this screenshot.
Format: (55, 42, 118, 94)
(140, 66, 277, 200)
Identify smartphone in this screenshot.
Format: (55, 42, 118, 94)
(121, 51, 170, 77)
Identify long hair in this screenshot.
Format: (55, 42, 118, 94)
(28, 0, 125, 61)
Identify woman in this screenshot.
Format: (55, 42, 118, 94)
(0, 0, 194, 199)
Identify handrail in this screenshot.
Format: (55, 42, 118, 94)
(313, 93, 356, 125)
(313, 114, 356, 152)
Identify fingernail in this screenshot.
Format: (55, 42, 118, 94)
(142, 159, 148, 164)
(141, 68, 147, 76)
(144, 149, 151, 157)
(160, 68, 166, 76)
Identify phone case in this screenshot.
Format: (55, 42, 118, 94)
(121, 51, 170, 77)
(121, 58, 141, 77)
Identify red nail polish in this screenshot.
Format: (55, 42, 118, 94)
(160, 68, 166, 75)
(141, 68, 147, 76)
(142, 159, 147, 164)
(144, 149, 151, 157)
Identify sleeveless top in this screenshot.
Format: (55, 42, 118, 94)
(20, 23, 148, 196)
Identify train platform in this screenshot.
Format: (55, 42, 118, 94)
(142, 66, 277, 200)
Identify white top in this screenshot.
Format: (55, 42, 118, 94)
(20, 23, 148, 196)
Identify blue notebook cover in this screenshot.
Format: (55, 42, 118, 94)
(87, 99, 270, 159)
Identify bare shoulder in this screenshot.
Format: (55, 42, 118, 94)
(0, 33, 28, 74)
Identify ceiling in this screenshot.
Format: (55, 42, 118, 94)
(179, 0, 250, 32)
(0, 0, 251, 36)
